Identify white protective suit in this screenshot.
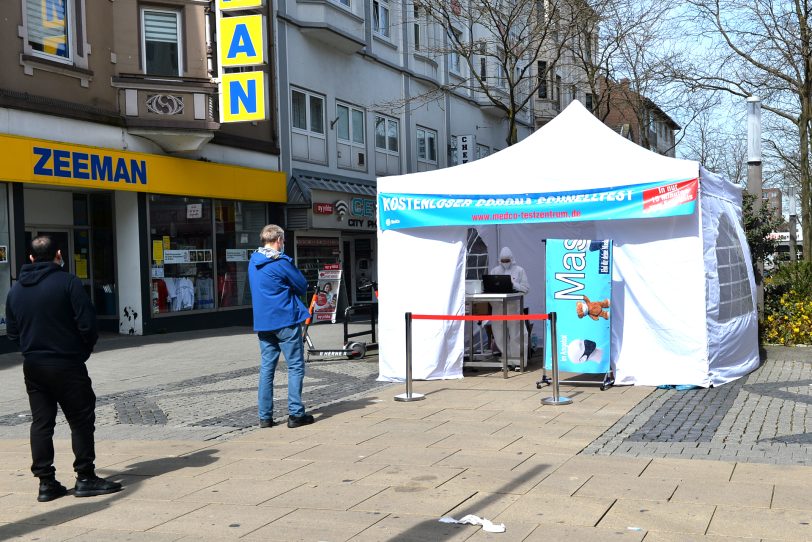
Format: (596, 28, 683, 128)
(489, 247, 530, 365)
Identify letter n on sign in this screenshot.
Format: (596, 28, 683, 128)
(220, 72, 267, 123)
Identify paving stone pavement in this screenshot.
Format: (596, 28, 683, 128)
(0, 324, 395, 441)
(584, 346, 812, 465)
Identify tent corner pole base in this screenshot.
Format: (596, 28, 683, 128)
(394, 393, 425, 402)
(541, 396, 573, 406)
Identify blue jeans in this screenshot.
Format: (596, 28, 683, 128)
(258, 324, 306, 420)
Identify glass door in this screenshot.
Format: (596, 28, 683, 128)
(26, 229, 72, 274)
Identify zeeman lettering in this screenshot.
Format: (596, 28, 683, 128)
(32, 147, 147, 184)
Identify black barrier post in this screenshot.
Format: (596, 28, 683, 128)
(395, 312, 425, 402)
(542, 311, 572, 406)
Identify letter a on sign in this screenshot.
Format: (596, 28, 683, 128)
(220, 71, 267, 122)
(219, 15, 265, 67)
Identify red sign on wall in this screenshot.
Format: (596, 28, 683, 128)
(313, 202, 334, 214)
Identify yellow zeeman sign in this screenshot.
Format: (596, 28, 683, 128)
(0, 134, 286, 202)
(216, 1, 268, 123)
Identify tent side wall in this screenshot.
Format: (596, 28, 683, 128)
(377, 226, 468, 381)
(700, 168, 760, 385)
(592, 214, 711, 387)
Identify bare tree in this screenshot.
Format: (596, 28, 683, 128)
(409, 0, 591, 146)
(676, 0, 812, 261)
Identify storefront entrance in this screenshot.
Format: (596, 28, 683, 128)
(25, 191, 117, 320)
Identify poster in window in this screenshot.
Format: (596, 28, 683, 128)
(0, 245, 7, 263)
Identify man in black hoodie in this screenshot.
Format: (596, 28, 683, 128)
(6, 235, 121, 502)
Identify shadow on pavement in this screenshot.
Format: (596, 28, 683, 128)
(360, 463, 551, 541)
(311, 397, 390, 423)
(0, 448, 220, 540)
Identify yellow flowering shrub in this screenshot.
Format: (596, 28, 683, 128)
(763, 262, 812, 345)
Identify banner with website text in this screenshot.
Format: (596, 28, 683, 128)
(545, 239, 612, 375)
(378, 178, 697, 230)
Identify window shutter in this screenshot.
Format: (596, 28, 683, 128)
(144, 11, 178, 43)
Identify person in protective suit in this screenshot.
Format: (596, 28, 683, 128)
(488, 247, 530, 365)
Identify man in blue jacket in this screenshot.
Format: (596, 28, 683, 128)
(6, 236, 122, 502)
(248, 224, 314, 429)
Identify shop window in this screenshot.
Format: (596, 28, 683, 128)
(215, 200, 266, 308)
(142, 8, 182, 77)
(149, 195, 213, 315)
(296, 237, 340, 295)
(25, 0, 73, 62)
(715, 214, 754, 321)
(90, 193, 116, 317)
(476, 144, 489, 160)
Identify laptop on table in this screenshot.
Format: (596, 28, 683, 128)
(482, 274, 514, 294)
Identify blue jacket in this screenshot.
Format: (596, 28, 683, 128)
(248, 249, 310, 332)
(6, 262, 98, 365)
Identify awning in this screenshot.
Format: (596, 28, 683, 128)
(288, 169, 377, 204)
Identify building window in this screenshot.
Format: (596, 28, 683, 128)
(448, 27, 462, 74)
(450, 135, 458, 165)
(585, 92, 593, 112)
(416, 127, 437, 163)
(556, 74, 562, 109)
(476, 144, 489, 160)
(413, 5, 421, 50)
(373, 0, 390, 37)
(142, 8, 182, 76)
(291, 89, 325, 135)
(375, 115, 399, 153)
(26, 0, 73, 62)
(537, 61, 548, 98)
(336, 103, 366, 171)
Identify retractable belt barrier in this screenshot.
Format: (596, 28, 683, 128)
(395, 311, 572, 406)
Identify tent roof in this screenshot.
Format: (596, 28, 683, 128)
(378, 101, 698, 195)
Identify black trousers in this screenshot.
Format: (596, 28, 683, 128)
(23, 362, 96, 479)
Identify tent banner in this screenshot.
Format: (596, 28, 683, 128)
(545, 239, 612, 375)
(378, 178, 697, 230)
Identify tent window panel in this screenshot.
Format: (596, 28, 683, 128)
(715, 215, 753, 322)
(465, 228, 489, 279)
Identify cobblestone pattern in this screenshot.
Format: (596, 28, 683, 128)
(0, 358, 393, 441)
(584, 357, 812, 465)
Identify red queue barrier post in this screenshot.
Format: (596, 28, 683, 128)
(541, 311, 572, 406)
(394, 312, 425, 402)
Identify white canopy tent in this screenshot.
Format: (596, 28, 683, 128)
(376, 101, 759, 387)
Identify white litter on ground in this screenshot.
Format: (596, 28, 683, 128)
(439, 515, 506, 533)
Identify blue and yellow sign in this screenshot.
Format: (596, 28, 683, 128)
(219, 15, 265, 67)
(220, 72, 267, 123)
(0, 134, 286, 202)
(216, 0, 264, 10)
(216, 1, 268, 123)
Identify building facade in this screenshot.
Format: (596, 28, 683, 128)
(274, 0, 535, 304)
(0, 0, 285, 344)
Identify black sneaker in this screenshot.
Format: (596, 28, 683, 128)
(259, 419, 273, 428)
(38, 478, 68, 502)
(287, 413, 315, 428)
(74, 475, 122, 497)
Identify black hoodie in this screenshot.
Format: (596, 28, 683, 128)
(5, 262, 98, 365)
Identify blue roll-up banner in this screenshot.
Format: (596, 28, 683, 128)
(545, 239, 612, 375)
